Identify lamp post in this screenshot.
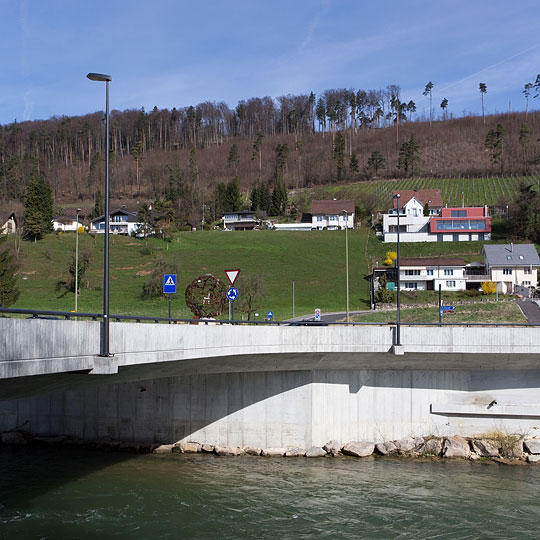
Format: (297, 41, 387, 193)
(342, 210, 350, 322)
(87, 72, 112, 356)
(393, 194, 401, 346)
(74, 207, 81, 313)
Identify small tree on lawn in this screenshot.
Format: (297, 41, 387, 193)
(375, 274, 395, 304)
(236, 274, 267, 321)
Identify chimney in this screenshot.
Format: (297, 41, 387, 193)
(510, 242, 513, 253)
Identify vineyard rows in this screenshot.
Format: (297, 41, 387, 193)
(317, 176, 540, 208)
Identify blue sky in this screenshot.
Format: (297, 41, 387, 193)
(1, 0, 540, 125)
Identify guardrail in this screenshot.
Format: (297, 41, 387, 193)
(0, 307, 538, 328)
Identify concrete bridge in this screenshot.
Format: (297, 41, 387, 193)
(2, 317, 540, 448)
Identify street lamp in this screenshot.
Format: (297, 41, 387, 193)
(74, 207, 81, 313)
(393, 194, 401, 346)
(87, 72, 112, 356)
(341, 210, 350, 323)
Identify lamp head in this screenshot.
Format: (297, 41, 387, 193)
(87, 73, 112, 82)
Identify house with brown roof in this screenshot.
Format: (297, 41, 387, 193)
(311, 199, 354, 230)
(0, 211, 17, 234)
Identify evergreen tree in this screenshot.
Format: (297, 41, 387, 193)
(214, 182, 228, 216)
(349, 151, 359, 173)
(251, 131, 264, 173)
(479, 83, 487, 124)
(227, 143, 240, 176)
(333, 131, 346, 181)
(225, 177, 242, 212)
(270, 181, 288, 216)
(397, 135, 420, 177)
(259, 183, 272, 214)
(511, 183, 540, 242)
(0, 236, 19, 307)
(484, 123, 506, 172)
(440, 98, 449, 120)
(90, 190, 104, 219)
(250, 184, 261, 211)
(519, 123, 531, 174)
(423, 82, 434, 126)
(23, 173, 53, 241)
(367, 151, 386, 178)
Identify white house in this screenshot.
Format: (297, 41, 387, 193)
(398, 257, 467, 291)
(311, 200, 354, 230)
(383, 190, 492, 243)
(383, 189, 441, 243)
(222, 210, 259, 231)
(483, 244, 540, 294)
(90, 206, 142, 235)
(0, 212, 17, 234)
(53, 216, 83, 232)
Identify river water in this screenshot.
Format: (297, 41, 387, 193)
(1, 445, 539, 539)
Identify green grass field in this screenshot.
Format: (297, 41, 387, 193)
(351, 302, 525, 324)
(11, 229, 375, 320)
(304, 175, 540, 208)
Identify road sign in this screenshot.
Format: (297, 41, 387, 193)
(225, 269, 240, 286)
(226, 287, 239, 301)
(267, 311, 273, 320)
(441, 305, 454, 313)
(314, 308, 321, 321)
(163, 274, 177, 294)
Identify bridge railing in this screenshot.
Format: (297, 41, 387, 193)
(0, 307, 538, 328)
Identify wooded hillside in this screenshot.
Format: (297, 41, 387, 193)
(1, 86, 540, 220)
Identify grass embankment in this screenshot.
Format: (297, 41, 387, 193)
(352, 302, 525, 324)
(11, 229, 373, 320)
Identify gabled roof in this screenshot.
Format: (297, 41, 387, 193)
(0, 211, 16, 225)
(400, 257, 466, 267)
(91, 207, 139, 223)
(483, 244, 540, 267)
(311, 199, 355, 215)
(392, 190, 443, 209)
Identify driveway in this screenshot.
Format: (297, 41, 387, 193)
(517, 300, 540, 325)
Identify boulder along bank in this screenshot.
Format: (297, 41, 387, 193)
(3, 431, 540, 463)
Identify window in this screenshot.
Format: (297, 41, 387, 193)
(404, 282, 418, 290)
(317, 216, 323, 222)
(503, 268, 512, 275)
(427, 269, 434, 276)
(405, 269, 421, 276)
(524, 268, 532, 274)
(444, 269, 454, 276)
(446, 281, 456, 287)
(329, 215, 337, 222)
(523, 281, 531, 286)
(451, 210, 466, 217)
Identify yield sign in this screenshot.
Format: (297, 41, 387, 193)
(225, 269, 240, 286)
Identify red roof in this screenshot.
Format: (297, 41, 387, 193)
(311, 199, 355, 215)
(392, 189, 443, 209)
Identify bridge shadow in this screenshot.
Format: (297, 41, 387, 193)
(3, 354, 540, 448)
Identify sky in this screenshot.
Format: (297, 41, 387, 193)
(1, 0, 540, 125)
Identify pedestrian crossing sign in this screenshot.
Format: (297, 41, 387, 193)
(163, 274, 177, 294)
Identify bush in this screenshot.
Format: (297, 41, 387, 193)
(141, 256, 179, 299)
(481, 281, 497, 295)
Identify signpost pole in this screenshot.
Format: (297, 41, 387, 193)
(168, 293, 172, 322)
(231, 299, 234, 321)
(438, 284, 442, 326)
(292, 280, 295, 319)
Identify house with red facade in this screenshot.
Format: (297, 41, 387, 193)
(383, 189, 491, 243)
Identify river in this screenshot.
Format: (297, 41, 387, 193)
(0, 445, 538, 539)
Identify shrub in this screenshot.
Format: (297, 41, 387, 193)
(481, 281, 497, 295)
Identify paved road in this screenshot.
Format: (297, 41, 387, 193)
(517, 300, 540, 324)
(286, 311, 372, 324)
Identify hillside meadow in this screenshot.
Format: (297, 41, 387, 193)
(5, 226, 498, 321)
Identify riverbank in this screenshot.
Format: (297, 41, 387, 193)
(3, 430, 540, 464)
